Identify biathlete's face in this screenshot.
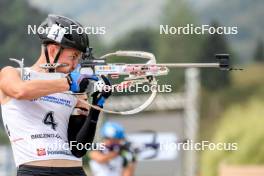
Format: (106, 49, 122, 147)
(48, 44, 82, 73)
(104, 138, 122, 146)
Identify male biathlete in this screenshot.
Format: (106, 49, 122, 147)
(0, 14, 110, 176)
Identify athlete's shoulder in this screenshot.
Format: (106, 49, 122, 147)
(0, 67, 18, 104)
(1, 66, 19, 74)
(0, 66, 21, 80)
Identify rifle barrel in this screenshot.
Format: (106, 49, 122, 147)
(127, 63, 220, 68)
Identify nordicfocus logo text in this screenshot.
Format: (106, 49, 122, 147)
(160, 24, 238, 35)
(27, 24, 106, 35)
(94, 83, 172, 93)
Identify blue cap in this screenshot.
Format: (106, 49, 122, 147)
(101, 121, 125, 139)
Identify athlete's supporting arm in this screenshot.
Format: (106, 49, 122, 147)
(121, 147, 137, 176)
(68, 75, 112, 158)
(68, 107, 100, 158)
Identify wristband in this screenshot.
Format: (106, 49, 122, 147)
(97, 97, 105, 107)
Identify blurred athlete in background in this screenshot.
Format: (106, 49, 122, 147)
(89, 121, 136, 176)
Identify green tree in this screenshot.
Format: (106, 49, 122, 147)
(198, 21, 231, 90)
(108, 0, 203, 92)
(157, 0, 203, 90)
(0, 0, 46, 68)
(201, 98, 264, 176)
(254, 39, 264, 62)
(111, 28, 156, 53)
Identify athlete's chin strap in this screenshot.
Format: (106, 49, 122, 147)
(41, 44, 65, 72)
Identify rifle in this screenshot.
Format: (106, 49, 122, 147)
(78, 48, 239, 115)
(10, 48, 241, 115)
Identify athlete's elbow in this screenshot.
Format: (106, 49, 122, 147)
(12, 86, 32, 100)
(12, 89, 28, 100)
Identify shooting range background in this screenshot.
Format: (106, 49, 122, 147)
(0, 0, 264, 176)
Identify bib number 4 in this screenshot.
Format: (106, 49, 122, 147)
(43, 111, 57, 130)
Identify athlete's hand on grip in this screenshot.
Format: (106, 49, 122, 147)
(92, 75, 112, 107)
(66, 71, 99, 93)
